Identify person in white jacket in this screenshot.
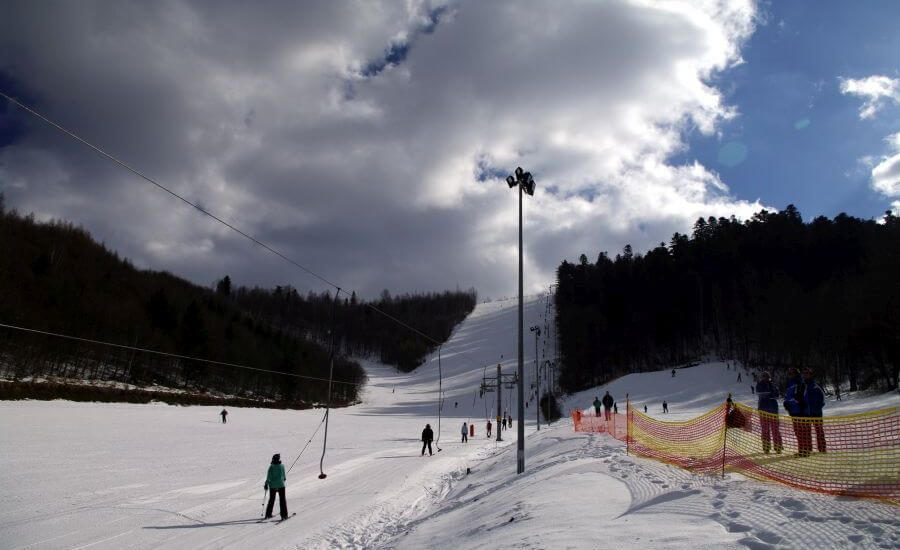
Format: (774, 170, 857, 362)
(461, 422, 468, 443)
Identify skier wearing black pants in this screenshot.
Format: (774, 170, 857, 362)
(421, 423, 434, 456)
(264, 453, 288, 520)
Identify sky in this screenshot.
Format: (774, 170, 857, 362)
(1, 0, 898, 300)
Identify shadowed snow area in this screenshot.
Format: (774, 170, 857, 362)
(1, 296, 898, 549)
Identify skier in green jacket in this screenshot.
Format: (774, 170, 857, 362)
(264, 453, 288, 520)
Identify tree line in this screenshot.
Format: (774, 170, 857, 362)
(0, 195, 470, 405)
(225, 282, 476, 372)
(555, 205, 900, 394)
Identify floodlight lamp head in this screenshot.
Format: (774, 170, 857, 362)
(524, 172, 533, 184)
(515, 166, 524, 179)
(524, 180, 535, 196)
(506, 175, 516, 188)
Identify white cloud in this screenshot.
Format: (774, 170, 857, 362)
(0, 0, 764, 298)
(870, 133, 900, 197)
(839, 75, 900, 119)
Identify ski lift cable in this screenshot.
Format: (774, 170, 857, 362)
(0, 91, 448, 352)
(0, 321, 365, 387)
(286, 410, 327, 475)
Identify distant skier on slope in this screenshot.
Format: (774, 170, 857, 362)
(461, 422, 468, 443)
(264, 454, 288, 520)
(662, 400, 668, 413)
(593, 396, 602, 417)
(421, 424, 434, 456)
(487, 419, 492, 438)
(672, 368, 676, 377)
(220, 409, 228, 424)
(602, 391, 614, 420)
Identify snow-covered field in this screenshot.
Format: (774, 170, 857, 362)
(1, 296, 898, 549)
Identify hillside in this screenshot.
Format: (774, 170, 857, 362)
(0, 203, 365, 406)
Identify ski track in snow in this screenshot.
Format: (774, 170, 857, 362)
(1, 296, 898, 549)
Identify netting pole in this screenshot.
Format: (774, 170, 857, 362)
(721, 402, 728, 479)
(626, 395, 630, 456)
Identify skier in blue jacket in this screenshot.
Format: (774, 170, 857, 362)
(755, 372, 783, 454)
(783, 368, 808, 456)
(264, 453, 288, 520)
(801, 367, 826, 454)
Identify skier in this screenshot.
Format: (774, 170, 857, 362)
(502, 414, 507, 430)
(671, 368, 676, 377)
(662, 400, 668, 413)
(784, 368, 811, 457)
(220, 408, 228, 424)
(602, 391, 614, 420)
(835, 386, 842, 401)
(263, 453, 288, 520)
(613, 402, 618, 414)
(737, 372, 742, 383)
(455, 401, 458, 409)
(593, 396, 602, 417)
(508, 414, 513, 428)
(461, 422, 468, 443)
(421, 423, 434, 456)
(755, 371, 783, 454)
(802, 367, 826, 454)
(487, 419, 492, 438)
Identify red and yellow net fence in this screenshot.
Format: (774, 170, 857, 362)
(572, 403, 900, 504)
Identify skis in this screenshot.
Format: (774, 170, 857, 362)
(259, 512, 296, 524)
(274, 512, 297, 524)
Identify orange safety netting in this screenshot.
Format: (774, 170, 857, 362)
(572, 402, 900, 504)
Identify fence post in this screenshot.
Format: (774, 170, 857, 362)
(721, 402, 728, 478)
(626, 396, 630, 456)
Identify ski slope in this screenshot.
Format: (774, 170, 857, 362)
(1, 296, 898, 549)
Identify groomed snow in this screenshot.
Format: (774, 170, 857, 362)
(1, 296, 898, 549)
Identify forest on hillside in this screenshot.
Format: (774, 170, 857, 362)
(227, 283, 476, 372)
(0, 194, 474, 405)
(556, 206, 900, 394)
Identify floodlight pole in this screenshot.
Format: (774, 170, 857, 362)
(535, 327, 541, 431)
(517, 173, 525, 475)
(496, 363, 503, 442)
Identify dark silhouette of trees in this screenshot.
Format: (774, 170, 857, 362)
(0, 199, 366, 406)
(556, 206, 900, 394)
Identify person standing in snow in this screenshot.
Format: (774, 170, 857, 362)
(602, 391, 614, 420)
(835, 386, 841, 401)
(264, 453, 288, 520)
(487, 419, 492, 438)
(220, 409, 228, 424)
(737, 372, 742, 383)
(593, 396, 602, 417)
(802, 368, 826, 454)
(672, 368, 676, 377)
(644, 404, 647, 413)
(502, 415, 507, 430)
(421, 423, 434, 456)
(783, 368, 810, 457)
(662, 400, 668, 413)
(461, 422, 468, 443)
(613, 402, 618, 415)
(755, 371, 783, 454)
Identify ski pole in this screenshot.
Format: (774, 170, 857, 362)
(260, 487, 267, 517)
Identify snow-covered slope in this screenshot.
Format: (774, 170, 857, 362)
(1, 296, 897, 549)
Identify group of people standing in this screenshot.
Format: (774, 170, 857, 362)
(754, 367, 826, 457)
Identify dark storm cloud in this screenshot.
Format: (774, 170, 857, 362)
(1, 0, 764, 299)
